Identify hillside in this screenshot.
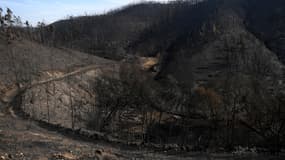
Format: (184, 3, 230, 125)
(40, 0, 285, 151)
(44, 1, 170, 59)
(47, 0, 285, 62)
(128, 0, 285, 86)
(41, 0, 285, 90)
(0, 32, 114, 85)
(0, 0, 285, 157)
(245, 0, 285, 63)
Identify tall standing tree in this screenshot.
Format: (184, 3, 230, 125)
(0, 7, 3, 28)
(5, 8, 13, 26)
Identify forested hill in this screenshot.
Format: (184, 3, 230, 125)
(43, 0, 285, 87)
(45, 1, 170, 59)
(46, 0, 285, 62)
(1, 0, 285, 155)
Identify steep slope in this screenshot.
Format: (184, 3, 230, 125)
(1, 0, 285, 153)
(42, 1, 209, 60)
(128, 0, 219, 57)
(0, 33, 113, 85)
(0, 34, 120, 142)
(37, 0, 285, 90)
(46, 2, 170, 59)
(159, 9, 282, 87)
(127, 0, 285, 88)
(245, 0, 285, 63)
(46, 0, 285, 68)
(0, 33, 117, 119)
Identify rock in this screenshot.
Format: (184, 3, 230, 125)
(95, 149, 118, 160)
(52, 152, 77, 160)
(7, 154, 12, 159)
(60, 95, 70, 106)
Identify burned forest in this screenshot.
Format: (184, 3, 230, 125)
(0, 0, 285, 159)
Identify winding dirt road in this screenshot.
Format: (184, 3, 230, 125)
(0, 63, 113, 104)
(0, 64, 284, 159)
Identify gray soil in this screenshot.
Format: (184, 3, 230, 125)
(0, 37, 284, 160)
(0, 111, 284, 160)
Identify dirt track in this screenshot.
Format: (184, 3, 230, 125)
(0, 112, 200, 160)
(0, 63, 115, 104)
(2, 112, 284, 160)
(0, 65, 284, 159)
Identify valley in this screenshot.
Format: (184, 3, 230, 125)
(0, 0, 285, 159)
